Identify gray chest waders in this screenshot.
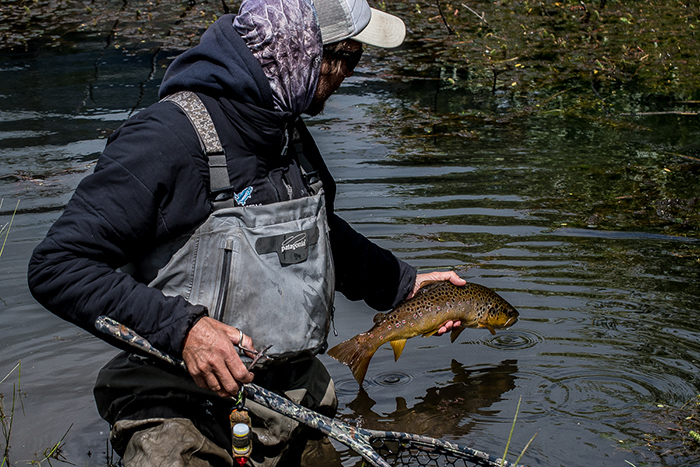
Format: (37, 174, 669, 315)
(138, 91, 335, 363)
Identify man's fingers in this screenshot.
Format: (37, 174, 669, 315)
(183, 318, 255, 397)
(436, 319, 462, 336)
(224, 353, 255, 385)
(238, 331, 257, 359)
(424, 270, 466, 285)
(411, 270, 467, 298)
(447, 272, 467, 286)
(213, 363, 247, 396)
(190, 372, 208, 390)
(187, 353, 248, 396)
(223, 325, 257, 358)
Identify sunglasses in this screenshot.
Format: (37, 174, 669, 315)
(330, 48, 364, 71)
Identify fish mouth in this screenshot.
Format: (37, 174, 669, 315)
(504, 316, 518, 327)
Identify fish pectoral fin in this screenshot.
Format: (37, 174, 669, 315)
(480, 324, 496, 335)
(373, 313, 385, 324)
(422, 330, 438, 338)
(390, 339, 407, 361)
(449, 326, 466, 343)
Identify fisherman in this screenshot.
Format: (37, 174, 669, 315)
(27, 0, 464, 465)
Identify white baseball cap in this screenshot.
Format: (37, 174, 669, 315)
(313, 0, 406, 48)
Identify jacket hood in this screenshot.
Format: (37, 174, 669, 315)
(233, 0, 322, 116)
(158, 14, 275, 109)
(159, 1, 323, 117)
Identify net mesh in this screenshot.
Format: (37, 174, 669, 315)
(371, 438, 501, 467)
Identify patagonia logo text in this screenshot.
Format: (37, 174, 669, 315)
(255, 226, 319, 265)
(281, 233, 307, 253)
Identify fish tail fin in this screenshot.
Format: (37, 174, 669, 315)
(328, 335, 378, 385)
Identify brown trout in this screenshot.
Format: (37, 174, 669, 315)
(328, 281, 519, 385)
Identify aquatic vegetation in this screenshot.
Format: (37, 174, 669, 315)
(1, 362, 23, 467)
(0, 207, 21, 442)
(1, 362, 74, 467)
(361, 2, 700, 239)
(376, 0, 700, 102)
(501, 396, 538, 466)
(691, 430, 700, 444)
(0, 0, 225, 51)
(0, 199, 19, 261)
(0, 199, 19, 306)
(640, 395, 700, 465)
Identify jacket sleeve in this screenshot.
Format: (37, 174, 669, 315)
(329, 213, 416, 311)
(27, 105, 211, 358)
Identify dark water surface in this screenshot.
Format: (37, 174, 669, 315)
(1, 40, 699, 467)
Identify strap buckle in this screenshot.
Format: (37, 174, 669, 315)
(210, 185, 236, 202)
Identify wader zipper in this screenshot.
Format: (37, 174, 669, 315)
(213, 238, 234, 322)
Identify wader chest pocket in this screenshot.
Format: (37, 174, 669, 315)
(254, 226, 319, 265)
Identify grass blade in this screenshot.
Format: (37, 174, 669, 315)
(0, 199, 20, 260)
(513, 430, 539, 465)
(501, 396, 522, 465)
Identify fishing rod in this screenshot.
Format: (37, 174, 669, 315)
(95, 315, 517, 467)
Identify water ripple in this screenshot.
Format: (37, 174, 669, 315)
(366, 371, 415, 388)
(333, 371, 417, 397)
(532, 366, 699, 420)
(482, 329, 545, 350)
(334, 377, 363, 397)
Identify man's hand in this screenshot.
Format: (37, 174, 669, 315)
(182, 317, 255, 398)
(410, 270, 467, 336)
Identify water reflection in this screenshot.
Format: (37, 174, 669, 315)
(339, 359, 518, 441)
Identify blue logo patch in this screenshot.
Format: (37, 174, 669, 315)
(235, 186, 253, 206)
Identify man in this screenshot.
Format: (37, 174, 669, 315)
(27, 0, 464, 465)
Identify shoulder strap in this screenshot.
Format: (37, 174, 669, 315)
(161, 91, 235, 208)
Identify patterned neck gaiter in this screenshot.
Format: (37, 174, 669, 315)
(233, 0, 323, 116)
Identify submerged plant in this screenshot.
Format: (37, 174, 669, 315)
(1, 363, 74, 467)
(0, 199, 19, 261)
(32, 424, 72, 467)
(1, 362, 24, 467)
(691, 430, 700, 444)
(641, 395, 700, 465)
(0, 199, 20, 306)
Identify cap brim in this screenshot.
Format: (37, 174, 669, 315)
(352, 8, 406, 48)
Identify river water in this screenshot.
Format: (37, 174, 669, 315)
(1, 36, 699, 467)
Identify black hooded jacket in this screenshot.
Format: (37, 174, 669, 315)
(27, 15, 416, 360)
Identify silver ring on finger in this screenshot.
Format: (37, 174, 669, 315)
(237, 329, 245, 351)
